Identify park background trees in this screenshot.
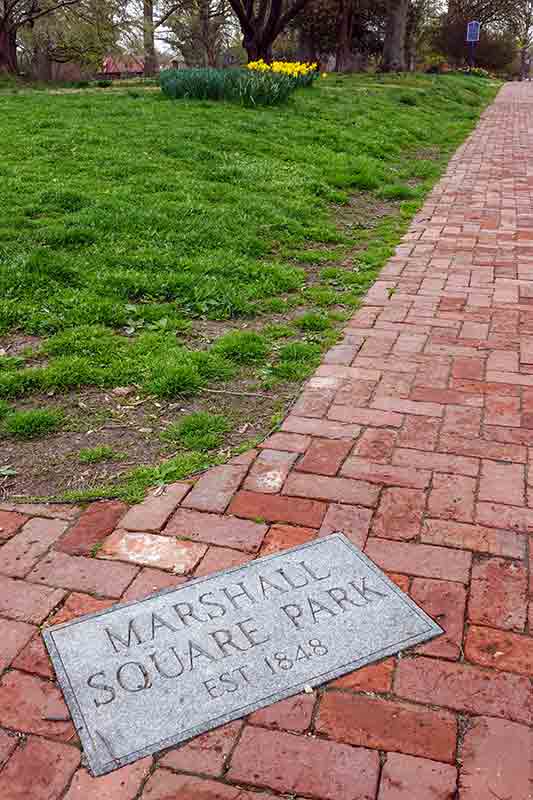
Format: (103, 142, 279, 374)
(1, 0, 531, 77)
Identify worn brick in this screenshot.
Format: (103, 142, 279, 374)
(392, 448, 479, 477)
(428, 473, 476, 522)
(379, 754, 457, 800)
(98, 529, 206, 573)
(328, 405, 404, 427)
(259, 523, 317, 555)
(465, 625, 533, 676)
(341, 458, 431, 489)
(440, 433, 527, 462)
(319, 503, 373, 549)
(282, 414, 361, 440)
(0, 576, 66, 623)
(56, 500, 127, 556)
(372, 396, 444, 417)
(164, 508, 267, 553)
(0, 671, 74, 740)
(411, 578, 466, 659)
(244, 449, 298, 494)
(228, 490, 326, 528)
(395, 656, 531, 724)
(283, 471, 379, 507)
(329, 658, 394, 692)
(291, 389, 335, 417)
(0, 618, 36, 671)
(441, 405, 482, 437)
(459, 717, 530, 800)
(365, 539, 471, 583)
(181, 466, 246, 513)
(0, 517, 68, 578)
(227, 726, 380, 800)
(0, 736, 79, 800)
(372, 488, 425, 541)
(479, 460, 525, 507)
(296, 438, 352, 476)
(11, 633, 54, 679)
(49, 592, 114, 625)
(194, 546, 253, 577)
(397, 415, 440, 450)
(421, 518, 525, 558)
(28, 551, 137, 598)
(316, 692, 456, 763)
(477, 501, 533, 532)
(159, 721, 242, 776)
(259, 432, 311, 453)
(120, 483, 191, 530)
(452, 356, 485, 379)
(64, 759, 152, 800)
(142, 772, 260, 800)
(468, 557, 528, 631)
(0, 728, 17, 765)
(121, 567, 186, 601)
(0, 511, 28, 540)
(353, 429, 398, 463)
(248, 693, 315, 733)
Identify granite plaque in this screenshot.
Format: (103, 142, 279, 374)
(43, 533, 442, 776)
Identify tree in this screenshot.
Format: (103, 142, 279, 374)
(164, 0, 233, 67)
(509, 1, 533, 79)
(0, 0, 86, 73)
(228, 0, 313, 62)
(382, 0, 410, 71)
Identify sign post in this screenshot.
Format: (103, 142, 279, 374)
(466, 21, 481, 69)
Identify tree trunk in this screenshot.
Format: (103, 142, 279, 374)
(0, 27, 18, 74)
(143, 0, 158, 76)
(335, 0, 355, 72)
(404, 3, 417, 72)
(382, 0, 409, 72)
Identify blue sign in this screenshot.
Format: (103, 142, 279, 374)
(467, 21, 481, 43)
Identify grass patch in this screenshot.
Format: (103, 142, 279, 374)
(78, 445, 122, 464)
(162, 411, 231, 451)
(2, 408, 64, 439)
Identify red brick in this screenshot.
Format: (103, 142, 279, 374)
(484, 424, 533, 445)
(0, 517, 68, 578)
(121, 568, 185, 601)
(410, 386, 483, 408)
(49, 592, 114, 625)
(248, 693, 315, 733)
(392, 448, 479, 477)
(319, 503, 372, 549)
(450, 378, 520, 397)
(334, 378, 376, 406)
(243, 449, 298, 493)
(421, 518, 525, 558)
(411, 578, 466, 660)
(0, 618, 36, 671)
(441, 405, 482, 437)
(428, 473, 476, 522)
(56, 500, 127, 556)
(120, 483, 191, 530)
(328, 405, 404, 427)
(0, 736, 79, 800)
(468, 557, 527, 631)
(0, 511, 28, 540)
(397, 415, 439, 450)
(316, 692, 456, 763)
(142, 772, 260, 800)
(341, 458, 431, 489)
(459, 716, 530, 800)
(64, 759, 152, 800)
(439, 433, 526, 462)
(259, 432, 311, 453)
(452, 356, 484, 379)
(227, 726, 380, 800)
(479, 460, 525, 507)
(365, 539, 471, 583)
(159, 721, 242, 776)
(282, 415, 361, 440)
(283, 471, 379, 508)
(98, 529, 206, 573)
(379, 753, 457, 800)
(485, 394, 521, 427)
(228, 449, 257, 467)
(259, 524, 317, 555)
(372, 488, 425, 541)
(291, 388, 335, 417)
(375, 372, 413, 399)
(0, 502, 81, 520)
(0, 576, 66, 623)
(12, 633, 54, 679)
(477, 501, 533, 532)
(329, 658, 394, 692)
(353, 429, 397, 463)
(229, 490, 326, 528)
(487, 350, 519, 372)
(28, 551, 138, 597)
(296, 438, 352, 476)
(387, 571, 410, 592)
(0, 728, 17, 765)
(164, 508, 266, 553)
(372, 396, 444, 417)
(465, 625, 533, 676)
(0, 671, 74, 740)
(395, 656, 531, 724)
(194, 546, 253, 577)
(181, 466, 246, 513)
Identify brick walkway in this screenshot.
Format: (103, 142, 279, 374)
(0, 82, 532, 800)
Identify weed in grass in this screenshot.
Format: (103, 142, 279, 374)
(162, 411, 231, 451)
(2, 408, 64, 439)
(294, 312, 332, 332)
(0, 400, 11, 420)
(78, 445, 122, 464)
(213, 330, 269, 364)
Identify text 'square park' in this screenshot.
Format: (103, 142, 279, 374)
(44, 533, 442, 776)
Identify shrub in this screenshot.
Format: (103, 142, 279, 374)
(160, 67, 304, 106)
(96, 79, 112, 88)
(2, 408, 64, 439)
(162, 412, 230, 451)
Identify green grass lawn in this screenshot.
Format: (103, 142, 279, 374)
(0, 72, 498, 502)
